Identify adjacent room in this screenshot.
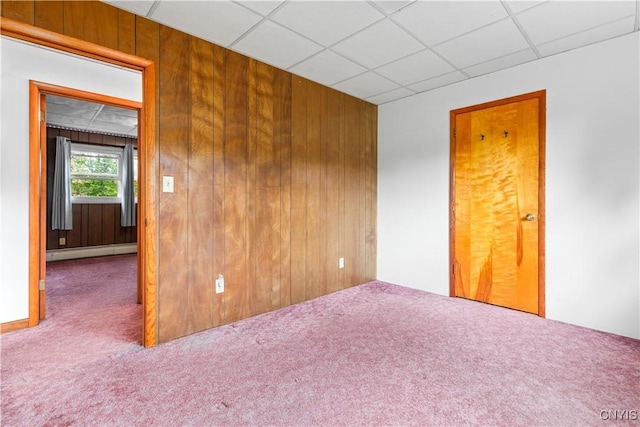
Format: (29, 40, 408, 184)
(1, 0, 638, 425)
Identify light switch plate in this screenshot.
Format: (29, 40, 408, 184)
(162, 176, 174, 193)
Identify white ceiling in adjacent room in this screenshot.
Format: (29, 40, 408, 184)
(100, 0, 639, 105)
(46, 95, 139, 138)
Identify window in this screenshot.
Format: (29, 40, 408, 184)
(70, 143, 137, 204)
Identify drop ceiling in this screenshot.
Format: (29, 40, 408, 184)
(99, 0, 638, 106)
(46, 94, 139, 138)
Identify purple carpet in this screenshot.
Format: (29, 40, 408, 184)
(2, 255, 639, 426)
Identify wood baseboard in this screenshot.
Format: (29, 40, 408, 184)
(0, 318, 29, 334)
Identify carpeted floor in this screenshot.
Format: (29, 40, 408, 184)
(1, 254, 639, 426)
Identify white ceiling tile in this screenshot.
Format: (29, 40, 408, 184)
(433, 19, 530, 69)
(237, 1, 284, 16)
(332, 71, 399, 99)
(375, 49, 455, 85)
(366, 87, 416, 105)
(289, 50, 367, 87)
(47, 113, 92, 127)
(332, 19, 424, 69)
(372, 1, 416, 16)
(233, 21, 323, 69)
(516, 0, 636, 45)
(102, 0, 155, 17)
(463, 48, 537, 77)
(151, 1, 263, 47)
(408, 71, 467, 93)
(537, 15, 636, 57)
(505, 1, 547, 14)
(270, 1, 384, 47)
(393, 1, 509, 46)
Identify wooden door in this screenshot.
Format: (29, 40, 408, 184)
(450, 91, 545, 315)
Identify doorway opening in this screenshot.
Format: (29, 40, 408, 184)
(34, 85, 143, 343)
(1, 17, 159, 347)
(43, 93, 141, 343)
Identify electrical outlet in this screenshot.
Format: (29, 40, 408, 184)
(59, 237, 66, 246)
(339, 257, 345, 269)
(215, 274, 224, 294)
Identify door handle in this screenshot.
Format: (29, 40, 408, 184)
(524, 213, 536, 221)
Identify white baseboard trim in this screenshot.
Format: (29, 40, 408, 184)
(46, 243, 137, 262)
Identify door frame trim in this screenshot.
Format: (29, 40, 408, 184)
(449, 90, 546, 317)
(2, 17, 158, 347)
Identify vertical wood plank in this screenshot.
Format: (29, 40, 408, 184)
(337, 93, 347, 291)
(211, 45, 226, 327)
(1, 1, 34, 24)
(117, 9, 136, 55)
(223, 50, 249, 324)
(102, 204, 115, 245)
(34, 1, 62, 33)
(135, 14, 160, 344)
(365, 103, 378, 281)
(157, 25, 190, 343)
(62, 1, 119, 50)
(317, 84, 329, 299)
(305, 81, 322, 300)
(326, 90, 342, 293)
(277, 70, 292, 309)
(290, 77, 307, 304)
(87, 204, 103, 246)
(114, 207, 126, 244)
(254, 62, 280, 314)
(357, 100, 367, 284)
(245, 59, 258, 318)
(67, 205, 82, 248)
(343, 96, 360, 287)
(80, 204, 89, 247)
(187, 36, 215, 334)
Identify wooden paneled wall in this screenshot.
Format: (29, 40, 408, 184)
(2, 0, 377, 344)
(46, 127, 137, 250)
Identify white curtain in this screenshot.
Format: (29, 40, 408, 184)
(51, 136, 73, 230)
(121, 143, 136, 227)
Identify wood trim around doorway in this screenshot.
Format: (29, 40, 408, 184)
(2, 17, 158, 347)
(449, 90, 546, 317)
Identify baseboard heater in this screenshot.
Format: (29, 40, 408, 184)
(46, 243, 137, 262)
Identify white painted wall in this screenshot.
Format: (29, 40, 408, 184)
(378, 32, 640, 339)
(0, 37, 142, 323)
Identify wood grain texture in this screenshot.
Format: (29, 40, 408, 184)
(34, 1, 62, 33)
(1, 1, 34, 24)
(344, 96, 361, 288)
(223, 50, 249, 324)
(325, 89, 342, 294)
(364, 103, 377, 281)
(277, 69, 292, 309)
(187, 36, 214, 334)
(0, 318, 29, 334)
(134, 15, 160, 344)
(157, 25, 189, 343)
(290, 77, 307, 305)
(63, 0, 118, 50)
(254, 62, 281, 314)
(305, 81, 322, 301)
(451, 91, 545, 315)
(117, 8, 135, 55)
(212, 44, 226, 327)
(38, 92, 47, 320)
(4, 3, 378, 344)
